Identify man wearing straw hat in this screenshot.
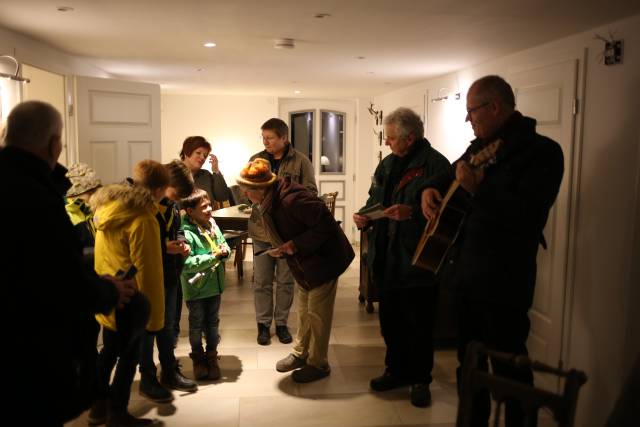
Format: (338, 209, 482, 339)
(237, 158, 354, 383)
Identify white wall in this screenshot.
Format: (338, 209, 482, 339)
(160, 94, 278, 181)
(0, 25, 110, 158)
(371, 13, 640, 426)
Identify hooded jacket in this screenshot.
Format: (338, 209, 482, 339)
(180, 216, 230, 301)
(91, 184, 165, 332)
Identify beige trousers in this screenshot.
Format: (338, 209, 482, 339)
(291, 278, 338, 368)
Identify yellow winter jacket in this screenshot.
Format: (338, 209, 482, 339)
(90, 184, 165, 332)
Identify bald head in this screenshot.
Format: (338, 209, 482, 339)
(466, 75, 516, 139)
(4, 101, 63, 169)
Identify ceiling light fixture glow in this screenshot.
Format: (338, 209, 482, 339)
(57, 6, 74, 12)
(314, 13, 331, 19)
(203, 42, 216, 48)
(294, 90, 301, 94)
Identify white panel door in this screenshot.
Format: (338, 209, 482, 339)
(22, 64, 69, 166)
(279, 99, 356, 242)
(76, 76, 161, 184)
(509, 60, 577, 390)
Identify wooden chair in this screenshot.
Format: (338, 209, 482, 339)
(320, 191, 338, 216)
(457, 341, 587, 427)
(221, 185, 251, 279)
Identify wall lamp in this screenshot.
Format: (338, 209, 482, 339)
(0, 55, 31, 83)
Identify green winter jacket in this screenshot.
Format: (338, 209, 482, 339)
(361, 138, 450, 291)
(180, 216, 230, 301)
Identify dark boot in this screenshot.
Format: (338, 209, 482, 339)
(257, 323, 271, 345)
(410, 383, 432, 408)
(370, 370, 410, 391)
(88, 399, 107, 426)
(206, 350, 221, 380)
(106, 411, 155, 427)
(160, 360, 198, 392)
(139, 372, 174, 403)
(189, 350, 209, 380)
(275, 325, 293, 344)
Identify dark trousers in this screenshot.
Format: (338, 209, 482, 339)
(140, 284, 178, 376)
(378, 285, 439, 384)
(95, 293, 149, 414)
(186, 295, 221, 353)
(173, 285, 183, 346)
(455, 296, 534, 427)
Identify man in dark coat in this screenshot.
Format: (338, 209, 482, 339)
(353, 107, 450, 408)
(237, 158, 354, 383)
(421, 75, 564, 426)
(0, 101, 135, 426)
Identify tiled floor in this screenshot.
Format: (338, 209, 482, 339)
(67, 249, 459, 427)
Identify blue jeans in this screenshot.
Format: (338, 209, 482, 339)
(139, 284, 178, 375)
(186, 295, 221, 353)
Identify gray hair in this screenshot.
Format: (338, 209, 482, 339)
(383, 107, 424, 139)
(4, 101, 62, 149)
(470, 75, 516, 110)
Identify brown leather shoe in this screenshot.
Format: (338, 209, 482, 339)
(291, 364, 330, 383)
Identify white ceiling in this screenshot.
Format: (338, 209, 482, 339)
(1, 0, 638, 97)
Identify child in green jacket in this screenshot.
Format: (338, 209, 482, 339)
(180, 188, 230, 381)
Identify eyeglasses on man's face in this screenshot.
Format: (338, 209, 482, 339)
(466, 101, 491, 115)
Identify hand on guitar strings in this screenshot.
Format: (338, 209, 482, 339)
(383, 204, 413, 221)
(421, 188, 442, 221)
(456, 160, 484, 194)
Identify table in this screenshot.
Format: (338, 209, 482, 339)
(212, 205, 251, 278)
(212, 205, 250, 231)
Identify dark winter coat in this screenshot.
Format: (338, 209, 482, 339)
(0, 146, 119, 424)
(361, 138, 451, 292)
(260, 178, 354, 289)
(425, 112, 564, 308)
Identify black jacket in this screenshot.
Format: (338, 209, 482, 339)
(426, 112, 564, 308)
(0, 146, 119, 424)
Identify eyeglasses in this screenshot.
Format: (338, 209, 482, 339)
(466, 102, 490, 115)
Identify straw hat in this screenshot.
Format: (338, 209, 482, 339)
(236, 158, 276, 188)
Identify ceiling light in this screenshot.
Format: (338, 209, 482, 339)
(274, 38, 295, 49)
(57, 6, 74, 12)
(356, 56, 366, 60)
(294, 90, 301, 94)
(314, 13, 331, 19)
(203, 42, 216, 48)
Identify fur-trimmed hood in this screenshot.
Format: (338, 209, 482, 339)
(90, 183, 157, 231)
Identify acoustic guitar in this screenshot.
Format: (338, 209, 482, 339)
(411, 139, 503, 273)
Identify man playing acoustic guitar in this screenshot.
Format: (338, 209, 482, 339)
(421, 75, 564, 427)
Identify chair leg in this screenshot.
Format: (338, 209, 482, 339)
(235, 240, 243, 278)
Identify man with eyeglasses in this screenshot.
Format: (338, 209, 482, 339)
(421, 75, 564, 427)
(248, 118, 317, 346)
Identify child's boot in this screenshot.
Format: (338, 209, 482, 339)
(189, 350, 208, 380)
(206, 350, 221, 380)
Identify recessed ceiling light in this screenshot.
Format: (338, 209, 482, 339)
(314, 13, 331, 19)
(294, 90, 301, 94)
(356, 56, 366, 60)
(367, 71, 375, 74)
(203, 42, 216, 48)
(57, 6, 74, 12)
(196, 68, 204, 72)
